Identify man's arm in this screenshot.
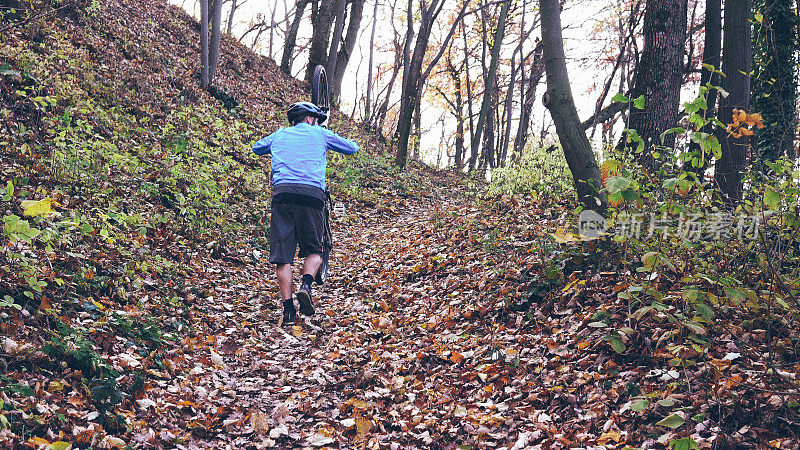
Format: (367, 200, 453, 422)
(252, 134, 274, 155)
(324, 130, 358, 155)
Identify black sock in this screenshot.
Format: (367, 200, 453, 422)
(301, 274, 314, 287)
(283, 298, 295, 311)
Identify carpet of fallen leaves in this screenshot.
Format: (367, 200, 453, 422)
(7, 177, 799, 449)
(2, 0, 800, 448)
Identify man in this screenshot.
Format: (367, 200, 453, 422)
(252, 102, 358, 325)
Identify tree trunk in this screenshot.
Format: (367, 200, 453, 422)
(715, 0, 751, 203)
(200, 0, 210, 87)
(751, 0, 797, 167)
(269, 1, 278, 58)
(364, 0, 379, 122)
(394, 0, 468, 167)
(500, 56, 519, 165)
(326, 0, 348, 88)
(394, 0, 434, 167)
(514, 40, 544, 158)
(209, 0, 224, 82)
(686, 0, 721, 178)
(332, 0, 367, 99)
(307, 0, 337, 83)
(464, 21, 478, 171)
(624, 0, 687, 172)
(449, 58, 466, 169)
(470, 0, 511, 165)
(539, 0, 605, 212)
(281, 0, 310, 74)
(226, 0, 237, 34)
(412, 100, 422, 160)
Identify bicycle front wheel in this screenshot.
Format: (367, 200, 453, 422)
(315, 197, 333, 285)
(311, 65, 330, 110)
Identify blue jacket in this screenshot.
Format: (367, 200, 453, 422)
(252, 123, 358, 190)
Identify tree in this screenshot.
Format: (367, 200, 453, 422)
(307, 0, 338, 82)
(369, 0, 406, 133)
(686, 0, 721, 178)
(209, 0, 224, 82)
(751, 0, 798, 169)
(364, 0, 380, 122)
(199, 0, 223, 87)
(539, 0, 605, 212)
(331, 0, 367, 100)
(281, 0, 310, 74)
(200, 0, 210, 87)
(326, 0, 348, 91)
(470, 0, 511, 167)
(226, 0, 251, 34)
(714, 0, 752, 203)
(624, 0, 687, 172)
(394, 0, 470, 167)
(513, 40, 544, 159)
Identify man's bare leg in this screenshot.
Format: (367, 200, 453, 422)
(276, 263, 296, 324)
(297, 254, 321, 316)
(302, 254, 322, 278)
(276, 263, 293, 300)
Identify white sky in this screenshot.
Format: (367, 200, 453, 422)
(172, 0, 701, 166)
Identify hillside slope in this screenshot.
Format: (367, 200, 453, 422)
(4, 1, 799, 449)
(1, 0, 466, 446)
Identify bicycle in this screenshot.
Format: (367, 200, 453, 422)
(311, 65, 333, 285)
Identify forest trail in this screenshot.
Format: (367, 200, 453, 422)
(145, 183, 550, 448)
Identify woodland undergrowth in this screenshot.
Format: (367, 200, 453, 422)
(0, 0, 798, 448)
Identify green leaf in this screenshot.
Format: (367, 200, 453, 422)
(754, 11, 763, 22)
(656, 413, 685, 429)
(670, 437, 698, 450)
(633, 95, 645, 109)
(692, 302, 715, 319)
(632, 306, 654, 320)
(609, 336, 626, 354)
(21, 198, 57, 217)
(606, 176, 633, 194)
(725, 287, 746, 305)
(631, 399, 650, 412)
(642, 252, 659, 270)
(658, 397, 676, 407)
(0, 64, 20, 76)
(764, 190, 780, 209)
(4, 181, 12, 199)
(661, 128, 685, 144)
(682, 288, 700, 302)
(684, 321, 706, 335)
(663, 178, 679, 189)
(47, 442, 72, 450)
(611, 93, 630, 103)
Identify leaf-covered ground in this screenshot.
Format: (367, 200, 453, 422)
(2, 0, 799, 448)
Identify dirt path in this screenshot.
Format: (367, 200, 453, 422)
(155, 191, 494, 448)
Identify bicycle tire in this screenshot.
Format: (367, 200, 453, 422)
(311, 65, 330, 110)
(315, 193, 333, 285)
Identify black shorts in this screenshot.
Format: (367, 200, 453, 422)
(269, 199, 324, 265)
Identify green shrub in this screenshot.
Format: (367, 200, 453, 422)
(488, 144, 573, 199)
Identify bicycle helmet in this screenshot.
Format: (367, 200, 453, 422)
(287, 102, 328, 125)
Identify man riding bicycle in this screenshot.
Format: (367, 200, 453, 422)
(252, 102, 358, 325)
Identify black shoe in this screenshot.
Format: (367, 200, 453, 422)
(282, 299, 297, 325)
(296, 284, 315, 316)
